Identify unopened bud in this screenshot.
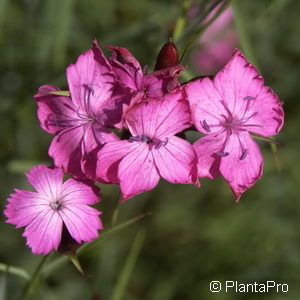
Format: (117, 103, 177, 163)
(154, 39, 179, 70)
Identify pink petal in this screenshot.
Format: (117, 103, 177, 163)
(214, 49, 263, 115)
(193, 133, 227, 178)
(185, 77, 226, 134)
(152, 136, 198, 184)
(107, 45, 143, 91)
(219, 131, 263, 200)
(34, 85, 77, 134)
(143, 65, 185, 97)
(80, 122, 119, 179)
(49, 125, 85, 178)
(66, 41, 115, 114)
(125, 91, 192, 138)
(214, 49, 284, 136)
(240, 85, 284, 136)
(23, 209, 63, 254)
(26, 165, 63, 198)
(59, 205, 102, 243)
(118, 143, 160, 201)
(60, 178, 100, 205)
(5, 189, 50, 228)
(96, 140, 139, 183)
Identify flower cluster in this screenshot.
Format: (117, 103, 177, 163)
(4, 40, 284, 255)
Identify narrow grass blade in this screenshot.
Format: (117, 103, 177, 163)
(110, 229, 146, 300)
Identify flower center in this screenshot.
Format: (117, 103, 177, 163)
(129, 134, 169, 149)
(50, 200, 62, 211)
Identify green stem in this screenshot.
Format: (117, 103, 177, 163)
(42, 212, 150, 277)
(0, 263, 30, 281)
(175, 0, 228, 46)
(21, 254, 50, 299)
(232, 0, 281, 171)
(110, 229, 146, 300)
(231, 0, 258, 67)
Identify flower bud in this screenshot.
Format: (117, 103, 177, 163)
(154, 39, 179, 70)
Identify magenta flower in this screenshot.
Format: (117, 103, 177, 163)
(34, 41, 119, 179)
(4, 165, 102, 255)
(185, 49, 284, 200)
(96, 91, 198, 200)
(193, 7, 238, 74)
(107, 45, 184, 100)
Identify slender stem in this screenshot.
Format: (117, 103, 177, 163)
(172, 0, 192, 41)
(21, 254, 50, 299)
(231, 0, 258, 67)
(232, 0, 281, 170)
(110, 229, 146, 300)
(175, 0, 228, 46)
(0, 263, 30, 281)
(42, 212, 150, 277)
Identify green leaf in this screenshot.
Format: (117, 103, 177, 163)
(46, 90, 70, 97)
(68, 255, 84, 275)
(251, 133, 284, 146)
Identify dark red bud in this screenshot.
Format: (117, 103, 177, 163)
(154, 40, 180, 70)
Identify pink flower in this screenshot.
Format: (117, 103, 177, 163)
(192, 7, 239, 74)
(185, 49, 284, 200)
(107, 45, 184, 100)
(96, 91, 198, 201)
(34, 41, 119, 179)
(4, 165, 102, 255)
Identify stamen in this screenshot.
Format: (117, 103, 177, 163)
(215, 151, 229, 157)
(155, 137, 169, 149)
(50, 201, 61, 211)
(201, 120, 211, 132)
(129, 135, 152, 143)
(243, 96, 255, 100)
(141, 135, 151, 143)
(239, 148, 248, 160)
(129, 136, 141, 142)
(83, 84, 95, 96)
(82, 84, 95, 115)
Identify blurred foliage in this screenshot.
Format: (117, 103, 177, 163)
(1, 0, 300, 299)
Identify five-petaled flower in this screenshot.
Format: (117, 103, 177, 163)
(96, 90, 198, 200)
(4, 165, 102, 254)
(185, 49, 284, 200)
(34, 41, 120, 179)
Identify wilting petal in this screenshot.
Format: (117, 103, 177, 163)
(59, 204, 101, 243)
(107, 45, 143, 91)
(185, 77, 226, 134)
(152, 136, 198, 184)
(49, 125, 84, 178)
(118, 143, 160, 200)
(66, 41, 115, 114)
(143, 66, 184, 97)
(193, 133, 227, 179)
(219, 131, 263, 200)
(23, 209, 63, 254)
(60, 178, 100, 205)
(125, 91, 192, 138)
(34, 85, 78, 134)
(5, 190, 50, 228)
(96, 140, 139, 183)
(26, 165, 63, 198)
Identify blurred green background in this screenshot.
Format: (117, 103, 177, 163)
(1, 0, 300, 299)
